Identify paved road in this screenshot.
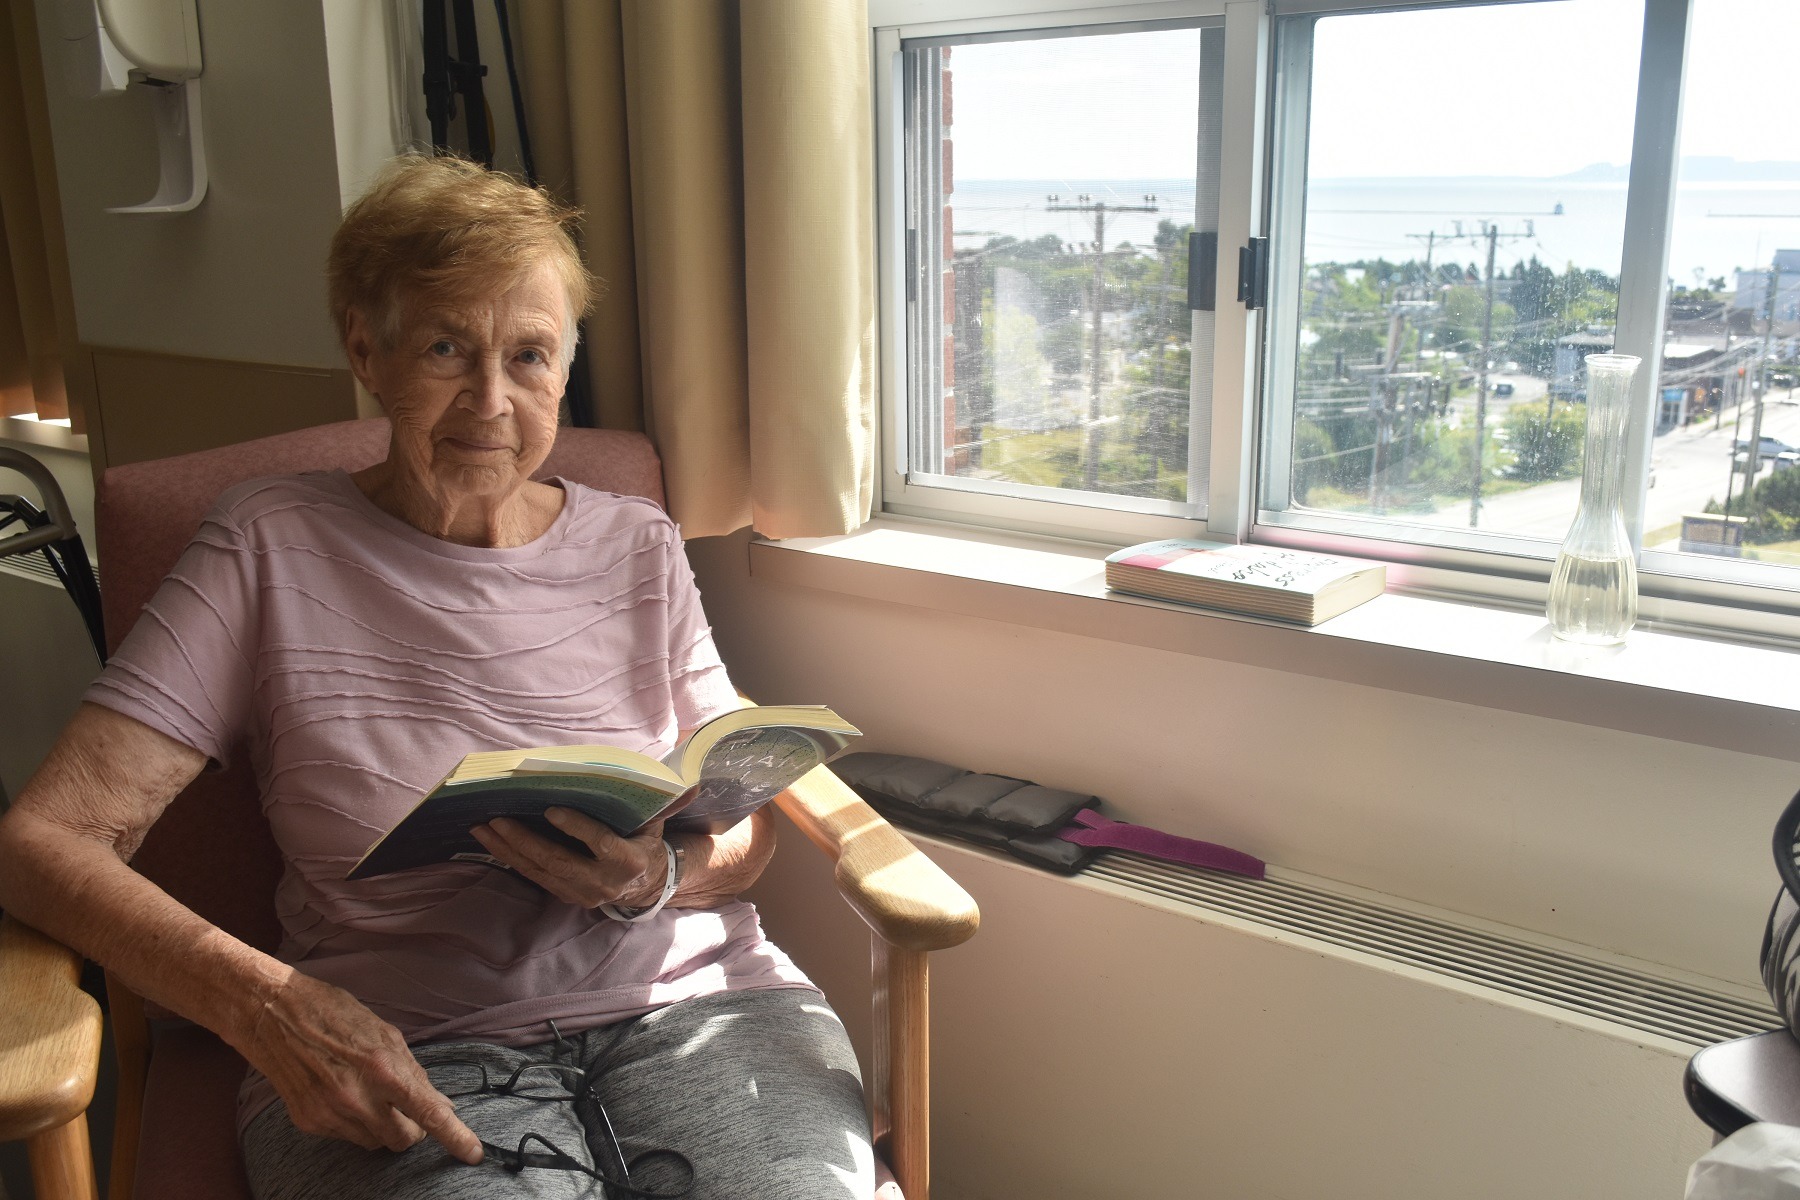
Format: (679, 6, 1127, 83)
(1413, 385, 1800, 542)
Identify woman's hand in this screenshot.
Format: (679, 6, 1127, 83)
(470, 810, 668, 909)
(0, 707, 480, 1165)
(241, 970, 483, 1163)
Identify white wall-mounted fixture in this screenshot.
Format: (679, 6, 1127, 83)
(54, 0, 206, 213)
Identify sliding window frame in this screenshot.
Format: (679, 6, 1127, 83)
(872, 1, 1268, 547)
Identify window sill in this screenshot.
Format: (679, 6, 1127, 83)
(749, 516, 1800, 764)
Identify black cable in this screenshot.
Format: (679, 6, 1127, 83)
(51, 537, 106, 662)
(493, 0, 535, 186)
(450, 0, 492, 166)
(423, 0, 452, 151)
(0, 496, 105, 663)
(479, 1130, 691, 1199)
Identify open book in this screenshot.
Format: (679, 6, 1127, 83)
(346, 706, 860, 881)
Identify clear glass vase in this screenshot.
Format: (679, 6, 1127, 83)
(1547, 353, 1642, 645)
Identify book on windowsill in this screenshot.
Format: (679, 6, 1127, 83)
(345, 706, 860, 881)
(1104, 539, 1387, 626)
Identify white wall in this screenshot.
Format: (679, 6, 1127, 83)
(34, 0, 353, 369)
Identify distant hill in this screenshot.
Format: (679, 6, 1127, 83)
(1558, 157, 1800, 183)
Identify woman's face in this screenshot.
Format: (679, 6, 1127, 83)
(347, 262, 571, 504)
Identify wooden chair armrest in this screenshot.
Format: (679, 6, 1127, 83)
(0, 915, 102, 1142)
(773, 765, 979, 953)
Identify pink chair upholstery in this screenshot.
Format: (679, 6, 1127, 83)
(97, 419, 670, 1200)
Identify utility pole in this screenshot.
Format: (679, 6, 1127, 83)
(1047, 193, 1158, 491)
(1370, 300, 1435, 513)
(1725, 363, 1748, 516)
(1471, 223, 1499, 526)
(1407, 220, 1532, 526)
(1453, 221, 1532, 526)
(1370, 306, 1407, 513)
(1405, 230, 1438, 302)
(1716, 323, 1735, 432)
(1741, 254, 1782, 512)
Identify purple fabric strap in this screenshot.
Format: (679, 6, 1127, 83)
(1057, 809, 1265, 880)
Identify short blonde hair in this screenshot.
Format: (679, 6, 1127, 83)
(327, 155, 594, 358)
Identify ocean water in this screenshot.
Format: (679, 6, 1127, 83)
(951, 177, 1800, 282)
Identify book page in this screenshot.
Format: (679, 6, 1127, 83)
(449, 743, 680, 787)
(670, 724, 859, 832)
(671, 706, 859, 782)
(513, 757, 685, 791)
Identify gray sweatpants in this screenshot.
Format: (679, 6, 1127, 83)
(242, 987, 874, 1200)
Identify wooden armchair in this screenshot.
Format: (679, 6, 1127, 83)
(0, 420, 978, 1200)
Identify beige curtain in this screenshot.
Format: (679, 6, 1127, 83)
(0, 0, 76, 428)
(517, 0, 873, 539)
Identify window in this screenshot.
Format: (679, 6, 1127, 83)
(876, 0, 1800, 636)
(1635, 0, 1800, 598)
(886, 18, 1225, 540)
(1260, 1, 1642, 554)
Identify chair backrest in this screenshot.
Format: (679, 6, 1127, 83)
(98, 418, 666, 951)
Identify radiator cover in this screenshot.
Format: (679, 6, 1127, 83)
(751, 830, 1759, 1200)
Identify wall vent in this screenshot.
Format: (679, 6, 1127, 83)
(1088, 851, 1776, 1046)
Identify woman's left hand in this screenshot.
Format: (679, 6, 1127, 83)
(469, 809, 666, 909)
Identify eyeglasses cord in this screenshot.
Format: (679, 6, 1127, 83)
(462, 1020, 694, 1199)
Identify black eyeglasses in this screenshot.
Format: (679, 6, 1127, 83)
(481, 1129, 692, 1200)
(439, 1030, 691, 1199)
(435, 1059, 590, 1103)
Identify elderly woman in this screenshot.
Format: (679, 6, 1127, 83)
(0, 157, 875, 1200)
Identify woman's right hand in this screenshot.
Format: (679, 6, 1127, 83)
(0, 707, 482, 1164)
(239, 970, 483, 1162)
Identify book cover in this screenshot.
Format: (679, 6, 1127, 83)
(1104, 539, 1385, 624)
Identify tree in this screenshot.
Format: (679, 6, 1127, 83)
(989, 303, 1047, 427)
(1503, 402, 1585, 482)
(1707, 464, 1800, 544)
(1297, 265, 1385, 381)
(1439, 285, 1516, 356)
(1041, 317, 1085, 377)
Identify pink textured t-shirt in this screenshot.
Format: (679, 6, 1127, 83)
(83, 470, 815, 1129)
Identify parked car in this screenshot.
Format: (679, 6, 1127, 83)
(1732, 436, 1797, 462)
(1492, 382, 1515, 397)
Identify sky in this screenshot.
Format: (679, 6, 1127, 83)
(945, 29, 1201, 182)
(946, 0, 1800, 183)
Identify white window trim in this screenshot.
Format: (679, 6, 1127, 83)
(870, 0, 1800, 647)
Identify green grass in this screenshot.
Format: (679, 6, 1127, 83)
(1300, 474, 1543, 517)
(1743, 540, 1800, 566)
(974, 427, 1082, 489)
